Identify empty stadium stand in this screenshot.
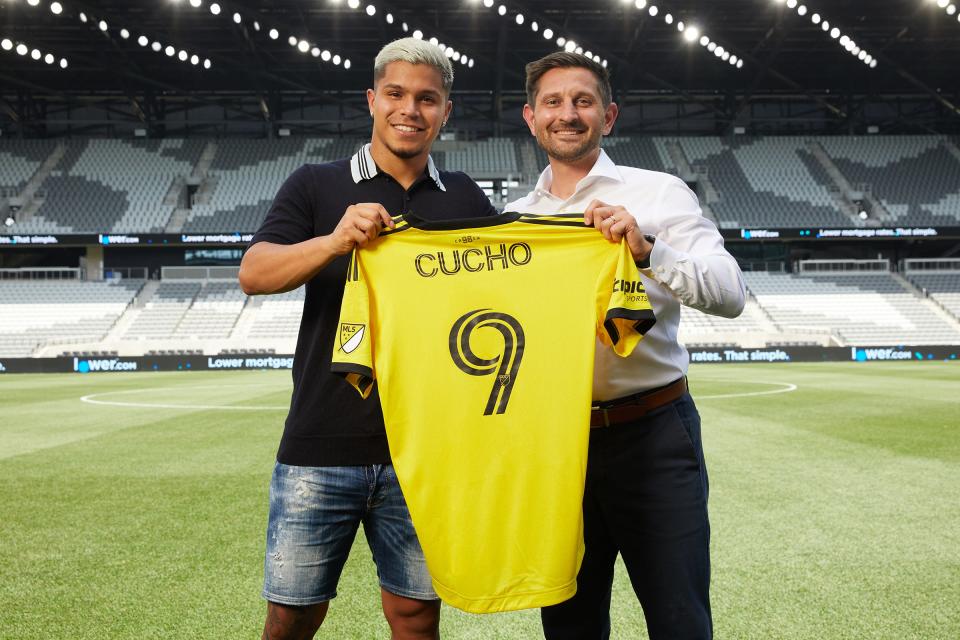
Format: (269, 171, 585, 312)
(817, 136, 960, 227)
(0, 279, 142, 357)
(677, 136, 853, 228)
(744, 270, 960, 345)
(6, 138, 205, 234)
(3, 135, 960, 236)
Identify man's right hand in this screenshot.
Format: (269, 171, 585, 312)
(326, 203, 395, 256)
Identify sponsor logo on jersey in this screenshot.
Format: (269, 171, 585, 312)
(339, 323, 366, 354)
(613, 279, 645, 295)
(415, 242, 533, 277)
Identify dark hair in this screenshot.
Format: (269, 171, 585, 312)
(525, 52, 612, 107)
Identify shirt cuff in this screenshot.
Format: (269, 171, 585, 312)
(640, 236, 679, 280)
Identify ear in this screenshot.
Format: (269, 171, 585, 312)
(366, 88, 376, 116)
(602, 101, 619, 136)
(522, 104, 537, 137)
(444, 99, 453, 123)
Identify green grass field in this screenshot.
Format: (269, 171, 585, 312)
(1, 362, 958, 639)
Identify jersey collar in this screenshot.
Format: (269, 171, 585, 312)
(530, 148, 624, 202)
(350, 143, 446, 192)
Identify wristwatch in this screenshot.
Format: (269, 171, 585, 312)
(635, 234, 656, 269)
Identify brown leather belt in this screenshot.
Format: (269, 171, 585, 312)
(590, 377, 687, 428)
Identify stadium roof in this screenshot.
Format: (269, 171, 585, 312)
(1, 0, 959, 132)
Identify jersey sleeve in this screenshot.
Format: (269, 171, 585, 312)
(330, 249, 376, 398)
(596, 239, 656, 356)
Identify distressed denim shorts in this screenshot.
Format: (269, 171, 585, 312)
(262, 462, 437, 606)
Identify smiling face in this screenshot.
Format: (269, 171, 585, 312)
(523, 66, 618, 165)
(367, 61, 452, 164)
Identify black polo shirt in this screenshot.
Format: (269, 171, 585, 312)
(249, 145, 498, 466)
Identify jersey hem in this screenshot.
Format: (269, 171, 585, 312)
(431, 579, 578, 614)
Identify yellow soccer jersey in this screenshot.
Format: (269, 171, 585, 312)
(331, 211, 655, 613)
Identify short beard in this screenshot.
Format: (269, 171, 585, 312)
(385, 142, 428, 160)
(536, 128, 601, 163)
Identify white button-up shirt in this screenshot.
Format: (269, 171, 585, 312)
(505, 149, 745, 401)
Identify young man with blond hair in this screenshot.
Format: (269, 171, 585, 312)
(240, 38, 496, 640)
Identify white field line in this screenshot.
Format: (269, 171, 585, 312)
(696, 381, 798, 399)
(80, 384, 289, 411)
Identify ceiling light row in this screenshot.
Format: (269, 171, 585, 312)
(627, 1, 744, 69)
(774, 0, 877, 68)
(1, 36, 68, 68)
(473, 0, 608, 67)
(175, 0, 352, 69)
(78, 12, 212, 68)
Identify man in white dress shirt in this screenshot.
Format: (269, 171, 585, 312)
(504, 52, 745, 640)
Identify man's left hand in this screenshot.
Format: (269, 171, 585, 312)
(584, 199, 653, 264)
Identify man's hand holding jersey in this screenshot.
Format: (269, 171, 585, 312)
(583, 199, 654, 265)
(326, 203, 396, 255)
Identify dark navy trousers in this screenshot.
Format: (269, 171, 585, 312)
(541, 393, 712, 640)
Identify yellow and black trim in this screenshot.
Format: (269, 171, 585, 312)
(331, 362, 375, 398)
(603, 308, 656, 345)
(516, 213, 587, 228)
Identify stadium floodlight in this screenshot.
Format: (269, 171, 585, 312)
(412, 29, 423, 39)
(288, 35, 297, 46)
(366, 5, 376, 16)
(297, 40, 310, 53)
(210, 3, 221, 16)
(811, 12, 821, 24)
(531, 20, 538, 31)
(151, 41, 162, 52)
(797, 5, 808, 16)
(178, 50, 188, 61)
(649, 6, 659, 17)
(99, 20, 109, 32)
(0, 39, 12, 51)
(347, 0, 360, 8)
(138, 35, 149, 46)
(321, 49, 331, 61)
(498, 5, 507, 16)
(386, 13, 394, 24)
(79, 12, 88, 23)
(27, 0, 40, 6)
(429, 36, 439, 46)
(268, 28, 279, 40)
(635, 0, 647, 8)
(50, 2, 63, 15)
(516, 13, 524, 25)
(311, 47, 320, 57)
(165, 45, 175, 57)
(203, 58, 211, 69)
(344, 59, 351, 69)
(664, 13, 673, 24)
(16, 43, 28, 55)
(684, 26, 700, 42)
(31, 48, 41, 60)
(233, 12, 242, 24)
(120, 29, 130, 39)
(191, 54, 199, 64)
(44, 52, 54, 64)
(483, 0, 494, 7)
(333, 54, 341, 65)
(543, 28, 553, 39)
(189, 0, 202, 7)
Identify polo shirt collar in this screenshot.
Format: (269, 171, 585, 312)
(531, 148, 624, 200)
(350, 143, 446, 191)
